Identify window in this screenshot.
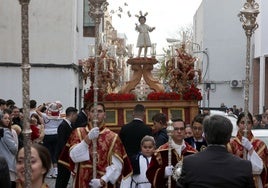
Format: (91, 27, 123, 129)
(83, 0, 96, 37)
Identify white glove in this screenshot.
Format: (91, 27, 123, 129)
(88, 127, 99, 140)
(241, 137, 253, 151)
(89, 179, 102, 188)
(165, 165, 174, 177)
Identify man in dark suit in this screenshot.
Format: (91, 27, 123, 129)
(119, 104, 152, 174)
(73, 102, 89, 128)
(55, 107, 78, 188)
(178, 115, 255, 188)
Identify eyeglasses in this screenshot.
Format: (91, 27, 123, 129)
(174, 127, 185, 131)
(192, 126, 203, 131)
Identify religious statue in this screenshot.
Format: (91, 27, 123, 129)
(135, 11, 155, 58)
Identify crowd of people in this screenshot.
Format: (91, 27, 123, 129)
(0, 98, 268, 187)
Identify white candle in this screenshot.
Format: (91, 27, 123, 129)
(88, 45, 95, 57)
(174, 57, 178, 69)
(103, 58, 107, 71)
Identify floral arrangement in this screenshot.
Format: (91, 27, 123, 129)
(105, 93, 136, 101)
(84, 87, 104, 103)
(147, 92, 180, 100)
(84, 86, 202, 102)
(182, 84, 202, 101)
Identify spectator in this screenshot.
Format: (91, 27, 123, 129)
(152, 112, 168, 148)
(146, 118, 197, 188)
(202, 108, 210, 115)
(178, 115, 255, 188)
(258, 113, 268, 129)
(59, 102, 132, 187)
(233, 105, 240, 116)
(29, 113, 45, 144)
(0, 110, 18, 188)
(185, 114, 207, 151)
(119, 104, 152, 173)
(29, 99, 37, 117)
(73, 102, 90, 128)
(252, 114, 262, 129)
(16, 144, 52, 188)
(227, 112, 268, 187)
(6, 99, 15, 110)
(11, 106, 23, 128)
(55, 107, 78, 188)
(0, 156, 11, 188)
(11, 106, 23, 149)
(0, 99, 7, 116)
(36, 102, 63, 178)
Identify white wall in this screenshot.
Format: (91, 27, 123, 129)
(254, 0, 268, 57)
(0, 0, 84, 109)
(0, 66, 78, 109)
(194, 0, 249, 109)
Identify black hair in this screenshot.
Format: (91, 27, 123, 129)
(88, 102, 106, 112)
(171, 118, 185, 127)
(65, 107, 78, 116)
(237, 112, 253, 125)
(30, 113, 42, 125)
(30, 100, 37, 108)
(0, 156, 10, 187)
(0, 99, 6, 106)
(203, 115, 233, 145)
(191, 113, 207, 126)
(134, 104, 145, 113)
(152, 113, 167, 125)
(6, 99, 15, 107)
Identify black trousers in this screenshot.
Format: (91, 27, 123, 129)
(55, 163, 71, 188)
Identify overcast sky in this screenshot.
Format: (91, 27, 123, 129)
(108, 0, 202, 55)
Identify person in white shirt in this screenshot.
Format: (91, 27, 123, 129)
(121, 135, 155, 188)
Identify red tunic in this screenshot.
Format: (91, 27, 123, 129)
(146, 142, 197, 188)
(58, 124, 132, 188)
(227, 131, 268, 188)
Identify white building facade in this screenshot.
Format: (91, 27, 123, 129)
(0, 0, 109, 109)
(193, 0, 267, 113)
(253, 0, 268, 114)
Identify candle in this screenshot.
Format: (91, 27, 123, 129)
(127, 44, 133, 58)
(174, 56, 178, 69)
(151, 43, 156, 57)
(88, 45, 95, 57)
(103, 58, 107, 71)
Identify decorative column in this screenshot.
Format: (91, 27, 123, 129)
(18, 0, 32, 187)
(238, 0, 259, 158)
(88, 0, 108, 178)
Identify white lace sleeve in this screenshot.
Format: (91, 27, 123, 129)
(247, 150, 263, 174)
(69, 140, 90, 163)
(101, 155, 123, 184)
(120, 176, 131, 188)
